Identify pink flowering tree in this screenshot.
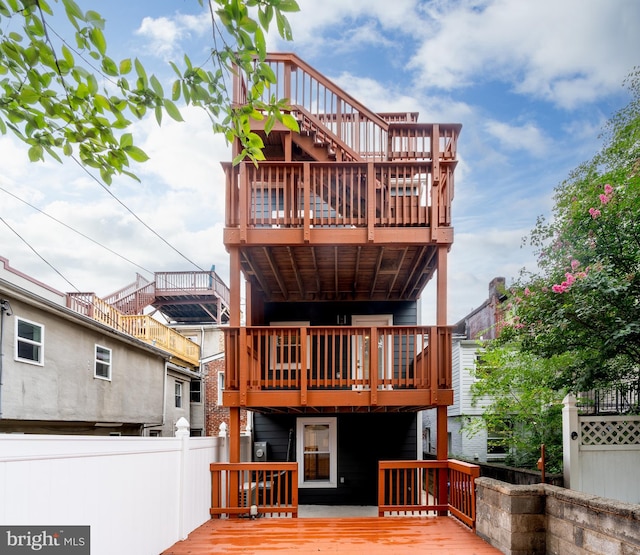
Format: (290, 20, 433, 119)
(502, 69, 640, 392)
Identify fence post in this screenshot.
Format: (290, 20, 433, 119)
(175, 417, 190, 541)
(562, 394, 580, 490)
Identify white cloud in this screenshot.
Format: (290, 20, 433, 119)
(408, 0, 640, 107)
(135, 13, 209, 59)
(484, 119, 548, 157)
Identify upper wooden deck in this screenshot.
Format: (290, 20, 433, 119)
(224, 53, 459, 305)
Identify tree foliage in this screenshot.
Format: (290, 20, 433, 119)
(501, 68, 640, 392)
(0, 0, 300, 183)
(469, 341, 566, 472)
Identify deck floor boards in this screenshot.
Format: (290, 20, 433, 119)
(162, 516, 502, 554)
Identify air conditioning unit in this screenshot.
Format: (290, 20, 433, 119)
(253, 441, 268, 462)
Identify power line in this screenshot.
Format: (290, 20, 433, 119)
(70, 156, 207, 272)
(0, 184, 154, 278)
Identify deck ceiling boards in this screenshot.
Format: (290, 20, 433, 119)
(239, 244, 438, 302)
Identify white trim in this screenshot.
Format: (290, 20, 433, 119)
(296, 417, 337, 489)
(14, 316, 44, 366)
(351, 314, 393, 389)
(94, 344, 112, 381)
(269, 321, 310, 371)
(216, 370, 225, 406)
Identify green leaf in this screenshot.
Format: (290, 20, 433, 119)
(150, 74, 164, 97)
(134, 58, 147, 85)
(120, 133, 133, 148)
(275, 11, 293, 40)
(94, 93, 110, 111)
(102, 56, 118, 76)
(281, 113, 300, 132)
(155, 104, 163, 126)
(123, 145, 149, 163)
(163, 99, 184, 122)
(119, 58, 132, 75)
(89, 27, 107, 56)
(171, 80, 181, 101)
(28, 144, 43, 162)
(277, 0, 301, 13)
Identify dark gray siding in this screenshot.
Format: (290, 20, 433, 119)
(253, 412, 417, 505)
(263, 301, 417, 326)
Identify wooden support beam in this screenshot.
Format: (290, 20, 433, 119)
(287, 246, 305, 298)
(263, 247, 289, 300)
(369, 247, 384, 298)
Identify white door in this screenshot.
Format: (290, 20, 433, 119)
(351, 315, 393, 390)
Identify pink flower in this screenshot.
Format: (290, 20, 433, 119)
(599, 194, 610, 205)
(589, 208, 601, 219)
(604, 184, 613, 195)
(564, 273, 576, 286)
(552, 284, 567, 293)
(524, 287, 531, 296)
(570, 259, 580, 271)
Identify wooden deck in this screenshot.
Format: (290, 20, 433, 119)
(161, 516, 502, 555)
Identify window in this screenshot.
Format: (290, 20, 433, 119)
(175, 382, 183, 408)
(217, 371, 225, 406)
(15, 318, 44, 365)
(296, 417, 337, 488)
(269, 321, 310, 370)
(190, 379, 202, 403)
(94, 345, 111, 380)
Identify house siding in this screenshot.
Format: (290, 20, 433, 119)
(254, 412, 417, 505)
(0, 280, 170, 435)
(263, 301, 417, 326)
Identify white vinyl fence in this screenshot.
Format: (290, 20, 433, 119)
(0, 420, 249, 555)
(563, 394, 640, 504)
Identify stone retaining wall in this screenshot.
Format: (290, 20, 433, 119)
(476, 477, 640, 555)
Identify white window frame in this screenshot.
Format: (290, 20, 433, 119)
(15, 317, 44, 366)
(269, 321, 310, 371)
(296, 417, 337, 489)
(94, 344, 112, 380)
(217, 370, 225, 406)
(175, 381, 183, 408)
(351, 314, 393, 390)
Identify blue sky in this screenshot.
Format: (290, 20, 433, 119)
(1, 0, 638, 323)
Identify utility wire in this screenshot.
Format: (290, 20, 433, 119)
(0, 184, 154, 278)
(69, 156, 207, 272)
(0, 215, 80, 293)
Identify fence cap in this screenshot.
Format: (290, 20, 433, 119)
(175, 417, 190, 437)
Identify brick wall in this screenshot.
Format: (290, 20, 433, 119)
(476, 477, 640, 555)
(203, 357, 247, 437)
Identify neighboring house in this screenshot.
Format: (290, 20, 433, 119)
(220, 54, 461, 505)
(0, 257, 169, 435)
(423, 277, 508, 462)
(67, 269, 232, 437)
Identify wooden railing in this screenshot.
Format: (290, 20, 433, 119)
(239, 53, 390, 161)
(225, 160, 457, 231)
(121, 315, 200, 366)
(378, 460, 480, 529)
(67, 293, 200, 367)
(155, 271, 230, 306)
(210, 462, 298, 518)
(223, 326, 451, 407)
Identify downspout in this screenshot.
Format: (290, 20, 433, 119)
(0, 299, 13, 419)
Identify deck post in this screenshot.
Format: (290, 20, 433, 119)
(436, 245, 448, 514)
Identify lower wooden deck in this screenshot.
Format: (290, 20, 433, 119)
(162, 516, 502, 555)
